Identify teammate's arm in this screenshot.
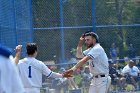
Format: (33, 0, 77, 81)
(72, 55, 91, 71)
(50, 72, 72, 78)
(51, 72, 63, 78)
(64, 56, 91, 75)
(76, 34, 85, 59)
(42, 63, 72, 78)
(14, 45, 22, 65)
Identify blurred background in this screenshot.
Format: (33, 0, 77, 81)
(0, 0, 140, 93)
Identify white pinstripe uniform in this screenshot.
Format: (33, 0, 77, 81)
(18, 57, 63, 93)
(83, 43, 111, 93)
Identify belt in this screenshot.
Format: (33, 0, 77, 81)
(94, 74, 105, 78)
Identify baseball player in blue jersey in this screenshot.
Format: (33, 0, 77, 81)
(64, 32, 111, 93)
(15, 43, 71, 93)
(0, 45, 24, 93)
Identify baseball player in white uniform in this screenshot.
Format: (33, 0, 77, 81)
(0, 45, 24, 93)
(64, 32, 111, 93)
(15, 43, 71, 93)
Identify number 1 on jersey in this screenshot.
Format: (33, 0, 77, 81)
(28, 66, 32, 78)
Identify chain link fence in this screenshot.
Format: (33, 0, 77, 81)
(0, 0, 33, 56)
(32, 0, 140, 62)
(32, 1, 140, 92)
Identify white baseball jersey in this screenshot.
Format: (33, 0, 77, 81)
(83, 43, 109, 76)
(122, 65, 140, 76)
(0, 55, 24, 93)
(17, 57, 63, 89)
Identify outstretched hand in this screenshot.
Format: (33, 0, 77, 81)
(62, 69, 74, 78)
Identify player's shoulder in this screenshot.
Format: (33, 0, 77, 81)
(29, 58, 45, 69)
(18, 58, 27, 64)
(83, 48, 92, 55)
(91, 43, 103, 51)
(84, 48, 92, 52)
(29, 58, 44, 66)
(18, 57, 35, 64)
(34, 59, 43, 64)
(94, 43, 103, 49)
(18, 57, 44, 66)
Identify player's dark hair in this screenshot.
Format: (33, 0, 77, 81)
(84, 31, 99, 43)
(26, 43, 37, 55)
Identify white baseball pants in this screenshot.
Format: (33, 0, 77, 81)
(89, 76, 111, 93)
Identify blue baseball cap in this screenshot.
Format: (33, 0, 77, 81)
(0, 44, 12, 58)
